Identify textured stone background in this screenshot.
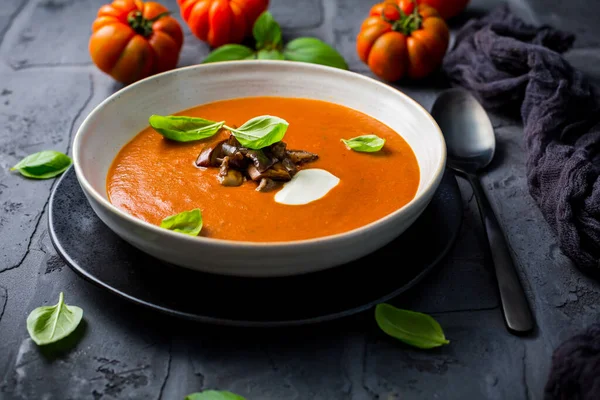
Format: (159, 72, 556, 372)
(0, 0, 599, 399)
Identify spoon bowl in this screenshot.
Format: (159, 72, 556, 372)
(430, 88, 495, 173)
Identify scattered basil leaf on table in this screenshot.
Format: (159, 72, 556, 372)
(202, 44, 255, 63)
(185, 390, 246, 400)
(228, 115, 289, 149)
(11, 150, 72, 179)
(149, 115, 224, 142)
(252, 11, 282, 49)
(341, 134, 386, 152)
(283, 37, 348, 70)
(375, 303, 450, 349)
(257, 49, 285, 60)
(26, 292, 83, 346)
(160, 208, 203, 236)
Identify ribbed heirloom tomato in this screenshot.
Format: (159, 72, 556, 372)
(89, 0, 184, 85)
(356, 0, 449, 82)
(177, 0, 269, 48)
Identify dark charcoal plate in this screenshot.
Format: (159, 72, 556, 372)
(49, 166, 462, 327)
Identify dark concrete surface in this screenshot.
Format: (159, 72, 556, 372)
(0, 0, 599, 399)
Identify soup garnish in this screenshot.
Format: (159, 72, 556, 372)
(149, 114, 289, 150)
(196, 131, 319, 191)
(341, 134, 386, 152)
(160, 208, 203, 236)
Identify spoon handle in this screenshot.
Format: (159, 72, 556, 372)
(467, 173, 535, 334)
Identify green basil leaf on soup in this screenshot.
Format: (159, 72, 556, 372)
(11, 150, 72, 179)
(184, 390, 247, 400)
(203, 44, 255, 63)
(257, 49, 285, 60)
(252, 11, 282, 49)
(375, 303, 450, 349)
(229, 115, 289, 150)
(341, 134, 386, 152)
(149, 115, 224, 142)
(283, 37, 348, 70)
(160, 208, 203, 236)
(26, 292, 83, 346)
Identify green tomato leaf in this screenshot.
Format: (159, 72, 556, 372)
(11, 150, 72, 179)
(228, 115, 288, 150)
(257, 49, 285, 60)
(185, 390, 247, 400)
(203, 44, 255, 63)
(149, 115, 224, 142)
(375, 303, 450, 349)
(283, 37, 348, 70)
(253, 11, 282, 49)
(26, 292, 83, 346)
(341, 134, 386, 152)
(160, 208, 203, 236)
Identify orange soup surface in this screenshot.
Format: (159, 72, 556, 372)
(107, 97, 420, 242)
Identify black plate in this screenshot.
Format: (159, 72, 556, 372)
(49, 167, 463, 327)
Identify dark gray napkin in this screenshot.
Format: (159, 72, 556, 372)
(442, 4, 600, 278)
(544, 323, 600, 399)
(442, 6, 600, 398)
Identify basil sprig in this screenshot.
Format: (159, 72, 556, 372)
(253, 11, 282, 49)
(203, 44, 256, 63)
(375, 303, 450, 349)
(185, 390, 246, 400)
(11, 150, 72, 179)
(228, 116, 288, 149)
(202, 11, 347, 70)
(27, 292, 83, 346)
(341, 134, 386, 152)
(149, 115, 225, 142)
(149, 114, 289, 150)
(160, 208, 203, 236)
(283, 37, 348, 70)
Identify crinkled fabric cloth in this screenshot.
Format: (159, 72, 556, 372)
(443, 4, 600, 277)
(544, 323, 600, 399)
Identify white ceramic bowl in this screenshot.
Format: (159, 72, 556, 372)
(73, 61, 446, 277)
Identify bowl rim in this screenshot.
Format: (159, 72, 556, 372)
(73, 60, 446, 249)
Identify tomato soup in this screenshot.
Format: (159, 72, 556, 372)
(107, 97, 420, 242)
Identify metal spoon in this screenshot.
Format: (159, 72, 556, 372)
(431, 88, 534, 334)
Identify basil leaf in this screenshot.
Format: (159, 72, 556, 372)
(26, 292, 83, 346)
(283, 37, 348, 70)
(160, 208, 203, 236)
(11, 150, 72, 179)
(375, 303, 450, 349)
(203, 44, 255, 64)
(149, 115, 224, 142)
(253, 11, 282, 49)
(257, 49, 285, 60)
(228, 115, 288, 150)
(185, 390, 246, 400)
(341, 134, 386, 152)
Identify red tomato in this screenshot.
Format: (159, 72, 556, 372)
(177, 0, 269, 48)
(89, 0, 184, 84)
(357, 1, 449, 82)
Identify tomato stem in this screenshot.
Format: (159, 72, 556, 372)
(127, 10, 170, 37)
(379, 0, 422, 36)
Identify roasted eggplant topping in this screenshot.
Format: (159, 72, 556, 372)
(256, 178, 277, 192)
(247, 162, 291, 181)
(217, 156, 244, 186)
(196, 133, 318, 190)
(286, 150, 318, 164)
(196, 140, 226, 167)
